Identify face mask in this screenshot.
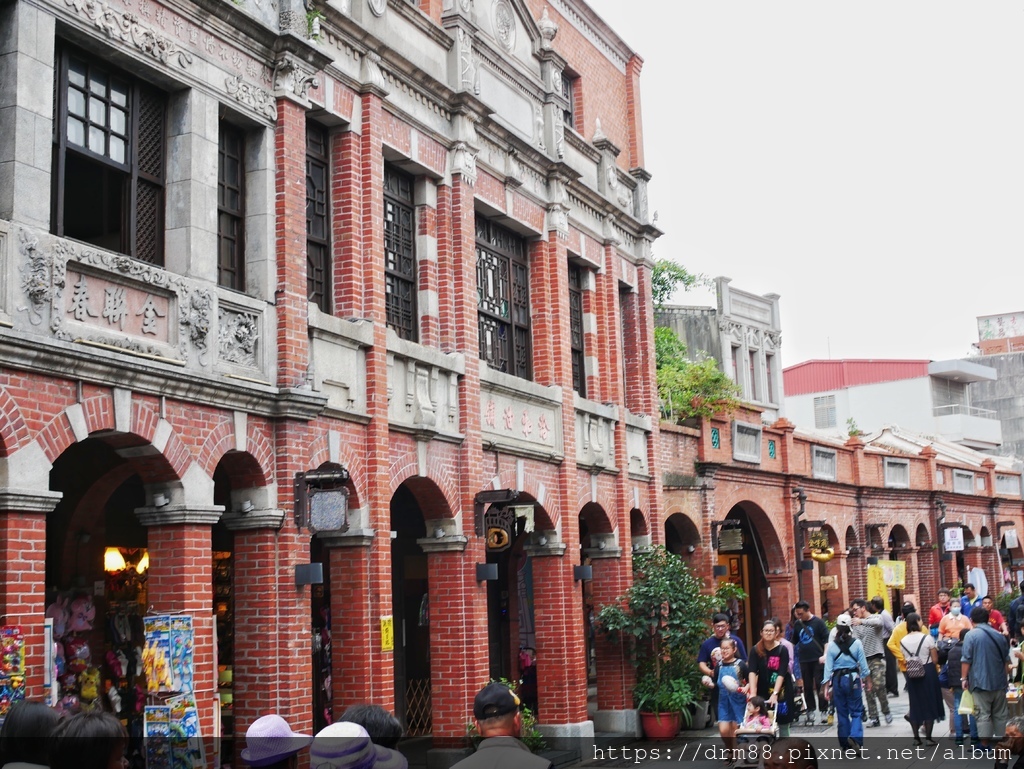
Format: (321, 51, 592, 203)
(951, 607, 961, 617)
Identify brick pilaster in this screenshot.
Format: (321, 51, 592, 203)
(138, 506, 222, 745)
(0, 491, 61, 698)
(274, 98, 311, 388)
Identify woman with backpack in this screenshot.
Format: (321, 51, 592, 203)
(947, 628, 980, 746)
(900, 612, 944, 746)
(822, 614, 870, 750)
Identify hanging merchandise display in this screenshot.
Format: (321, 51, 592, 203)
(144, 693, 205, 769)
(143, 615, 194, 695)
(0, 626, 26, 717)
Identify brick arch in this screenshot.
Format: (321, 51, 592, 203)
(307, 433, 366, 511)
(200, 424, 272, 490)
(0, 385, 31, 456)
(721, 500, 786, 574)
(915, 523, 932, 547)
(490, 468, 556, 531)
(578, 501, 612, 537)
(629, 507, 649, 537)
(664, 511, 701, 554)
(195, 414, 237, 477)
(388, 449, 459, 518)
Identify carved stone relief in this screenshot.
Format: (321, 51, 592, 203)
(218, 307, 260, 368)
(492, 0, 515, 50)
(368, 0, 386, 16)
(62, 0, 193, 69)
(225, 75, 277, 120)
(451, 142, 477, 186)
(273, 55, 319, 100)
(537, 7, 557, 48)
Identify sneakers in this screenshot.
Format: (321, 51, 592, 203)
(827, 711, 834, 725)
(884, 712, 893, 724)
(805, 712, 816, 726)
(867, 719, 881, 728)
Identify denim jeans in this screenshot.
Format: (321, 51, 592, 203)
(951, 689, 979, 741)
(833, 673, 864, 748)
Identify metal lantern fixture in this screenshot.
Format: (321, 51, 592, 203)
(295, 466, 350, 534)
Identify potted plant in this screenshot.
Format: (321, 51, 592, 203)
(595, 546, 746, 740)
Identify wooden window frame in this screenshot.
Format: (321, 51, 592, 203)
(476, 218, 531, 379)
(306, 123, 331, 312)
(217, 122, 245, 291)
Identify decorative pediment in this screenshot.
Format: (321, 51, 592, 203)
(474, 0, 547, 66)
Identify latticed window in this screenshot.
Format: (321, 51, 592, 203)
(561, 72, 576, 130)
(476, 218, 531, 379)
(218, 124, 245, 291)
(52, 46, 165, 264)
(384, 165, 417, 341)
(568, 263, 585, 396)
(306, 123, 330, 312)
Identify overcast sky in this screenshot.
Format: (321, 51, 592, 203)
(583, 1, 1024, 368)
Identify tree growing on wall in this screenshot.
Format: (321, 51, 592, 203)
(652, 261, 739, 421)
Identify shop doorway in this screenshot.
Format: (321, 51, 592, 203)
(46, 435, 176, 767)
(717, 503, 782, 651)
(389, 483, 432, 737)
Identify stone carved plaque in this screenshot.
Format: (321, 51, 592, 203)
(64, 269, 171, 342)
(218, 307, 261, 368)
(492, 0, 515, 50)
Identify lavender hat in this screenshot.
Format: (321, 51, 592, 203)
(310, 722, 408, 769)
(241, 714, 313, 767)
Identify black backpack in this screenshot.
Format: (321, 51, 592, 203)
(1015, 599, 1024, 632)
(936, 636, 955, 665)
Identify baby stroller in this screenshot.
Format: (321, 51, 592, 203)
(733, 702, 778, 767)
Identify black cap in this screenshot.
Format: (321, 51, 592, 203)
(473, 682, 521, 720)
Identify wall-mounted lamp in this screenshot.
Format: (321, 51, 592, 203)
(537, 535, 548, 547)
(153, 493, 169, 508)
(686, 544, 696, 554)
(597, 540, 607, 551)
(294, 466, 350, 533)
(713, 565, 728, 578)
(135, 551, 149, 574)
(434, 527, 445, 539)
(238, 499, 255, 514)
(940, 553, 953, 562)
(866, 556, 879, 566)
(104, 547, 127, 573)
(573, 564, 593, 582)
(799, 559, 815, 570)
(476, 563, 498, 582)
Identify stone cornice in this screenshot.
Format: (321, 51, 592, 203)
(221, 508, 287, 531)
(316, 528, 375, 548)
(0, 489, 64, 513)
(136, 505, 224, 527)
(417, 535, 469, 553)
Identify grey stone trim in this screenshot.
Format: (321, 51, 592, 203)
(0, 489, 64, 513)
(417, 535, 468, 553)
(583, 546, 620, 560)
(136, 505, 224, 526)
(221, 508, 286, 530)
(316, 528, 375, 548)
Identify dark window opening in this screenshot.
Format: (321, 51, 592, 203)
(569, 263, 586, 396)
(476, 218, 531, 379)
(306, 123, 330, 312)
(218, 124, 245, 291)
(384, 165, 417, 341)
(52, 47, 165, 264)
(561, 73, 577, 130)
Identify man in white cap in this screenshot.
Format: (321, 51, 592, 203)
(451, 682, 551, 769)
(241, 714, 312, 769)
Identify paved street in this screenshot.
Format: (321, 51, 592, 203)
(573, 688, 1011, 768)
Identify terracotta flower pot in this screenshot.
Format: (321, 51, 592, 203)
(640, 710, 682, 740)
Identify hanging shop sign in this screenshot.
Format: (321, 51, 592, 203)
(944, 527, 965, 552)
(878, 559, 906, 588)
(819, 575, 839, 591)
(866, 566, 890, 614)
(718, 528, 744, 552)
(808, 530, 834, 562)
(485, 505, 516, 552)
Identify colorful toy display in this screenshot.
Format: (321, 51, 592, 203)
(143, 615, 193, 695)
(0, 626, 26, 717)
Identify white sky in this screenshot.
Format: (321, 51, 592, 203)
(583, 1, 1024, 368)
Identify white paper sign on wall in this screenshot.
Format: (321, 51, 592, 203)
(944, 527, 965, 552)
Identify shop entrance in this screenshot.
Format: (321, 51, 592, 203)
(45, 435, 173, 767)
(390, 482, 435, 737)
(717, 503, 781, 651)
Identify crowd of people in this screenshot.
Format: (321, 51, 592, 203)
(0, 683, 550, 769)
(697, 584, 1024, 767)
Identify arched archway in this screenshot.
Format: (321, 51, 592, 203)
(579, 503, 613, 685)
(47, 430, 184, 760)
(389, 476, 452, 736)
(665, 513, 701, 558)
(719, 502, 785, 650)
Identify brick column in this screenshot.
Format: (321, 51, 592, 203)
(526, 537, 592, 744)
(0, 490, 62, 699)
(223, 509, 312, 747)
(321, 530, 378, 712)
(274, 95, 311, 388)
(418, 532, 476, 752)
(137, 505, 222, 744)
(916, 546, 938, 606)
(587, 546, 636, 734)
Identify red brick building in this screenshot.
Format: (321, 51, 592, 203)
(0, 0, 661, 762)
